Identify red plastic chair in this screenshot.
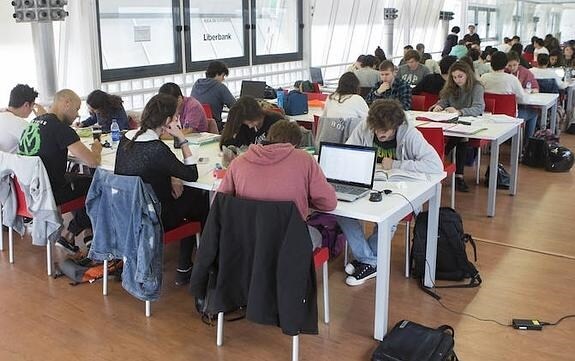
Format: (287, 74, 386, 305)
(523, 52, 534, 64)
(417, 127, 456, 209)
(312, 82, 321, 93)
(201, 103, 213, 119)
(484, 93, 517, 117)
(8, 176, 86, 275)
(421, 92, 440, 110)
(411, 95, 426, 111)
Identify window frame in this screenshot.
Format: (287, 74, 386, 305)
(467, 6, 498, 42)
(250, 0, 303, 65)
(96, 0, 183, 82)
(183, 0, 251, 72)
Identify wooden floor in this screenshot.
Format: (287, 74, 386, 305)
(1, 134, 575, 361)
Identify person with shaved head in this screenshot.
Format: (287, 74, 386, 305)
(18, 89, 102, 254)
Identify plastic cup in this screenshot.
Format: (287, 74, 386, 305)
(92, 129, 102, 141)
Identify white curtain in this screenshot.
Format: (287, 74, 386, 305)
(57, 0, 100, 98)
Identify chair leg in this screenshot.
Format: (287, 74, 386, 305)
(46, 241, 52, 276)
(217, 312, 224, 346)
(451, 173, 456, 209)
(475, 147, 481, 185)
(0, 210, 4, 251)
(343, 241, 348, 268)
(8, 226, 14, 264)
(145, 301, 151, 317)
(103, 259, 109, 296)
(195, 233, 200, 249)
(404, 221, 411, 278)
(292, 335, 299, 361)
(322, 262, 330, 324)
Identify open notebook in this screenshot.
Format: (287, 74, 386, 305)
(443, 124, 487, 135)
(415, 112, 459, 123)
(374, 169, 428, 182)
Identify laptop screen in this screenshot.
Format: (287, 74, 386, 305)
(240, 80, 266, 98)
(309, 67, 324, 85)
(318, 142, 376, 188)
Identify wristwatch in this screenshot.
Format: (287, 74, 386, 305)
(178, 138, 189, 147)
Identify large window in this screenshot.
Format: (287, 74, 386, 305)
(468, 6, 497, 42)
(97, 0, 303, 81)
(252, 0, 302, 64)
(97, 0, 182, 82)
(184, 0, 249, 72)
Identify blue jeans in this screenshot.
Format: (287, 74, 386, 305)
(336, 216, 397, 267)
(518, 105, 538, 142)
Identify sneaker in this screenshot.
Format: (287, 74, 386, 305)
(55, 237, 80, 254)
(345, 263, 376, 286)
(455, 177, 470, 193)
(344, 260, 362, 276)
(175, 267, 192, 286)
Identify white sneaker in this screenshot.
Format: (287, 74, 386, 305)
(345, 263, 376, 286)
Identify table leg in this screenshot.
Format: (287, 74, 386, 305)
(510, 126, 520, 195)
(487, 140, 501, 217)
(424, 183, 441, 288)
(540, 105, 548, 131)
(374, 219, 392, 341)
(550, 101, 558, 134)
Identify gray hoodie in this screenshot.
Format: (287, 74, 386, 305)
(190, 78, 236, 126)
(346, 120, 444, 174)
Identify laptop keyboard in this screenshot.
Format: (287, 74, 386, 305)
(333, 183, 367, 195)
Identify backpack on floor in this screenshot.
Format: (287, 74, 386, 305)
(372, 320, 459, 361)
(411, 207, 481, 288)
(55, 258, 123, 285)
(307, 212, 346, 258)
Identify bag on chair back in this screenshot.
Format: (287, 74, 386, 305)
(372, 320, 459, 361)
(307, 212, 346, 258)
(411, 207, 481, 287)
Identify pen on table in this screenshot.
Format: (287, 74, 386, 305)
(458, 120, 472, 125)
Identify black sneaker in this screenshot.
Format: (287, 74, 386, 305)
(55, 237, 80, 254)
(175, 267, 192, 286)
(455, 177, 470, 192)
(345, 263, 376, 286)
(344, 260, 361, 276)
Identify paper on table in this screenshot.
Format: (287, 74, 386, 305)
(444, 124, 487, 135)
(374, 168, 429, 182)
(414, 111, 459, 122)
(417, 122, 457, 130)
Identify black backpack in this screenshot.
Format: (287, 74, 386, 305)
(411, 207, 481, 288)
(372, 320, 459, 361)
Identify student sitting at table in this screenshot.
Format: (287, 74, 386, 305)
(114, 93, 209, 286)
(219, 96, 283, 149)
(481, 51, 539, 143)
(322, 72, 369, 119)
(337, 99, 443, 286)
(412, 56, 458, 95)
(505, 51, 539, 92)
(366, 60, 412, 110)
(78, 90, 129, 132)
(158, 82, 209, 133)
(431, 61, 485, 192)
(218, 120, 337, 249)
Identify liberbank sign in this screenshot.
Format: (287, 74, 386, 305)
(203, 33, 232, 41)
(190, 14, 243, 61)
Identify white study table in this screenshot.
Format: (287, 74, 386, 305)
(408, 111, 523, 217)
(86, 135, 444, 340)
(521, 92, 559, 134)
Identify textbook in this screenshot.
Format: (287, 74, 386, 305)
(187, 132, 221, 145)
(374, 169, 429, 182)
(444, 124, 487, 135)
(415, 112, 459, 123)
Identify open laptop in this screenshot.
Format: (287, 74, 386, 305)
(318, 142, 377, 202)
(240, 80, 266, 98)
(309, 67, 324, 86)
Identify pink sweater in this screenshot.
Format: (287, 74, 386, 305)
(506, 65, 539, 91)
(218, 143, 337, 220)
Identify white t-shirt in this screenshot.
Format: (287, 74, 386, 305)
(480, 71, 526, 104)
(0, 111, 29, 153)
(533, 47, 549, 59)
(322, 94, 369, 119)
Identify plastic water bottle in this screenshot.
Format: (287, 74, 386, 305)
(525, 81, 532, 94)
(110, 119, 120, 149)
(276, 90, 285, 109)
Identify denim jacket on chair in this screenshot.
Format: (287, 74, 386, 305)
(86, 168, 163, 301)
